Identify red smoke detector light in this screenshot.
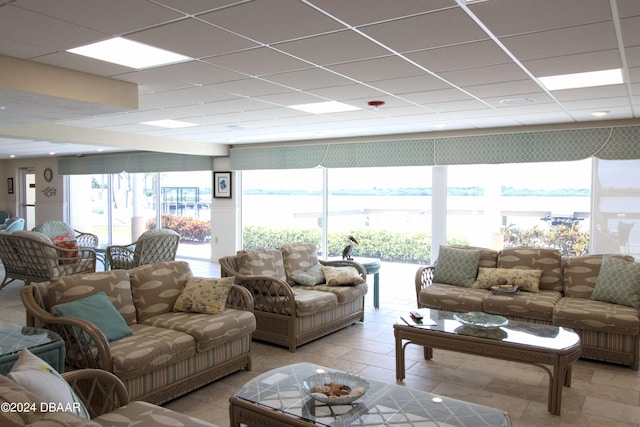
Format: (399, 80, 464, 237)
(368, 100, 385, 109)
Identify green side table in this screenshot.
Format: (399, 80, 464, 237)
(0, 321, 65, 375)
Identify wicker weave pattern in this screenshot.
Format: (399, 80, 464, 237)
(107, 229, 180, 270)
(32, 220, 99, 248)
(0, 230, 96, 289)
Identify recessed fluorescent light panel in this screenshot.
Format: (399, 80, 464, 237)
(142, 120, 198, 128)
(67, 37, 192, 69)
(538, 69, 623, 91)
(287, 101, 361, 114)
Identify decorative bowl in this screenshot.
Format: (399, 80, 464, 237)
(302, 372, 369, 405)
(453, 312, 509, 329)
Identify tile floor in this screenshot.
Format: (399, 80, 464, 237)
(1, 259, 639, 426)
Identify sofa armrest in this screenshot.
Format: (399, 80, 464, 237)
(415, 265, 435, 308)
(226, 284, 254, 312)
(62, 369, 130, 418)
(21, 286, 113, 372)
(320, 259, 367, 280)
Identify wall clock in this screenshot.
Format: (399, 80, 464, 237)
(43, 167, 53, 182)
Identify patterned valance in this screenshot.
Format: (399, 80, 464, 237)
(230, 125, 640, 170)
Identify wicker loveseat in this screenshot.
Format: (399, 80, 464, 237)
(219, 242, 368, 352)
(21, 260, 256, 404)
(0, 230, 96, 290)
(0, 368, 218, 426)
(416, 246, 640, 369)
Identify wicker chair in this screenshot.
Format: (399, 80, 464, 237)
(32, 220, 99, 248)
(0, 230, 96, 290)
(106, 228, 180, 270)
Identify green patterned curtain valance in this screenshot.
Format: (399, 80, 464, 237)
(59, 153, 213, 175)
(230, 125, 640, 170)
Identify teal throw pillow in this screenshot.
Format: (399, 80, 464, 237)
(292, 263, 325, 286)
(433, 246, 482, 287)
(54, 292, 133, 342)
(590, 255, 640, 308)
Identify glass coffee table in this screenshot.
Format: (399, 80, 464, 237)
(394, 309, 582, 416)
(0, 320, 65, 375)
(230, 362, 511, 426)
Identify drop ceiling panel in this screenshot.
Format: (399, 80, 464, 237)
(621, 15, 640, 46)
(15, 0, 184, 35)
(138, 86, 239, 109)
(464, 80, 546, 98)
(154, 0, 243, 15)
(126, 18, 258, 59)
(327, 56, 424, 83)
(469, 0, 612, 37)
(407, 40, 512, 73)
(262, 68, 355, 91)
(438, 63, 531, 87)
(360, 8, 488, 53)
(307, 0, 455, 27)
(522, 50, 623, 76)
(307, 84, 389, 102)
(203, 47, 312, 76)
(144, 61, 247, 86)
(198, 0, 344, 44)
(208, 78, 295, 97)
(274, 31, 389, 65)
(369, 75, 452, 94)
(115, 71, 192, 94)
(500, 22, 619, 62)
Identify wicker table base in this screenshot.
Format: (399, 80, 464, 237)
(394, 309, 582, 416)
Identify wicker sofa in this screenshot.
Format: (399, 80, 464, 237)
(219, 242, 368, 352)
(21, 260, 256, 404)
(415, 246, 640, 369)
(1, 368, 218, 426)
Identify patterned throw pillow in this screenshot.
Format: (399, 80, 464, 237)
(291, 263, 325, 286)
(472, 267, 543, 292)
(173, 276, 234, 315)
(321, 266, 365, 286)
(51, 233, 78, 263)
(433, 246, 481, 287)
(590, 255, 640, 308)
(8, 349, 91, 419)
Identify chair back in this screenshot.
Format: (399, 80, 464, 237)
(0, 210, 9, 224)
(135, 229, 180, 266)
(3, 218, 25, 232)
(33, 220, 75, 239)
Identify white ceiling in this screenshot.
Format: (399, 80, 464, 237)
(0, 0, 638, 159)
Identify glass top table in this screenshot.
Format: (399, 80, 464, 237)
(394, 308, 582, 416)
(230, 362, 511, 427)
(0, 320, 65, 375)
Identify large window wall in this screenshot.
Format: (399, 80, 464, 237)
(240, 158, 640, 263)
(69, 171, 212, 259)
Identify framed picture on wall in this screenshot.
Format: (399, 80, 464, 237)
(214, 172, 232, 198)
(7, 178, 13, 194)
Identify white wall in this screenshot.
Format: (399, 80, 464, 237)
(210, 157, 240, 263)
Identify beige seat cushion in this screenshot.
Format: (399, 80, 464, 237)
(48, 269, 137, 325)
(129, 261, 193, 322)
(483, 290, 562, 322)
(142, 309, 256, 352)
(312, 283, 368, 304)
(418, 283, 487, 312)
(93, 401, 217, 427)
(108, 324, 196, 379)
(553, 297, 640, 335)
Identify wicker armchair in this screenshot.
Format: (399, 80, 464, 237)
(0, 230, 96, 290)
(32, 220, 99, 248)
(106, 228, 180, 270)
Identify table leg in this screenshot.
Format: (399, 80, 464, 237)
(395, 329, 405, 380)
(373, 272, 380, 309)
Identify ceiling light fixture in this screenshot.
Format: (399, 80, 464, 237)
(538, 69, 623, 91)
(287, 101, 361, 114)
(499, 97, 536, 106)
(591, 111, 610, 117)
(67, 37, 192, 69)
(141, 119, 198, 128)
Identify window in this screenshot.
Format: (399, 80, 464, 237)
(447, 159, 592, 255)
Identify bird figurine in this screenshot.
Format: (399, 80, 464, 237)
(342, 235, 359, 260)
